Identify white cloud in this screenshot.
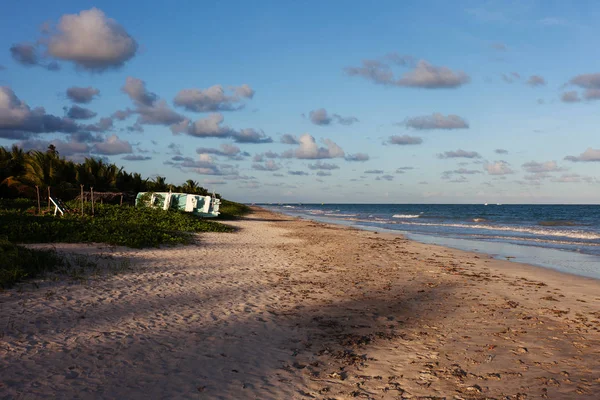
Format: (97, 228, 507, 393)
(438, 149, 481, 159)
(484, 161, 514, 175)
(174, 84, 254, 112)
(405, 113, 469, 130)
(521, 160, 564, 173)
(282, 133, 344, 159)
(46, 8, 138, 71)
(564, 148, 600, 162)
(92, 134, 132, 155)
(345, 56, 469, 89)
(387, 135, 422, 145)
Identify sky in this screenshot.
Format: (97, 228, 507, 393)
(1, 0, 600, 204)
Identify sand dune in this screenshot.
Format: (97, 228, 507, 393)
(1, 207, 599, 399)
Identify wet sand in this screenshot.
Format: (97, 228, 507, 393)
(1, 207, 599, 399)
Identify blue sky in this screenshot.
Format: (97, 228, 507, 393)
(1, 1, 599, 203)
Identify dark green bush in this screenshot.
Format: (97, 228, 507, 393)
(0, 202, 235, 248)
(0, 238, 65, 288)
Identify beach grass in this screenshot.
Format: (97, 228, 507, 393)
(217, 199, 251, 220)
(0, 238, 66, 288)
(0, 198, 250, 287)
(0, 199, 240, 248)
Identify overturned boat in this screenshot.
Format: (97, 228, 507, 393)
(135, 192, 220, 218)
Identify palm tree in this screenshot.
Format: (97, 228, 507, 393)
(77, 158, 121, 191)
(151, 176, 168, 192)
(21, 150, 59, 190)
(182, 179, 199, 193)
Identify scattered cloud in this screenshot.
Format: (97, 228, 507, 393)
(252, 160, 281, 171)
(495, 148, 509, 154)
(377, 174, 394, 181)
(387, 135, 422, 145)
(570, 73, 600, 90)
(92, 134, 132, 155)
(122, 154, 151, 161)
(174, 113, 272, 143)
(365, 169, 384, 174)
(126, 123, 143, 133)
(122, 77, 185, 126)
(281, 133, 344, 159)
(584, 89, 600, 100)
(280, 134, 300, 145)
(561, 91, 581, 103)
(307, 161, 339, 170)
(442, 168, 482, 179)
(333, 113, 359, 125)
(565, 73, 600, 101)
(307, 108, 358, 126)
(174, 84, 254, 112)
(288, 170, 309, 176)
(345, 56, 469, 89)
(0, 87, 78, 137)
(404, 113, 468, 130)
(484, 160, 514, 175)
(316, 171, 331, 177)
(81, 117, 113, 132)
(552, 173, 583, 183)
(111, 108, 134, 121)
(438, 149, 481, 159)
(526, 75, 546, 87)
(16, 137, 91, 157)
(66, 105, 97, 120)
(10, 43, 59, 71)
(522, 160, 564, 173)
(66, 86, 100, 103)
(167, 142, 182, 155)
(195, 143, 245, 159)
(564, 148, 600, 162)
(44, 8, 138, 71)
(344, 153, 370, 162)
(170, 154, 239, 176)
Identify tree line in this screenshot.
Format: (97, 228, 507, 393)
(0, 145, 219, 201)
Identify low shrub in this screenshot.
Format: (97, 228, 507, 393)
(0, 238, 65, 288)
(0, 202, 235, 248)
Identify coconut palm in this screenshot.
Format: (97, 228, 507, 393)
(182, 179, 199, 193)
(151, 176, 168, 192)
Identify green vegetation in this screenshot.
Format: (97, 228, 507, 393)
(218, 199, 252, 220)
(0, 238, 65, 289)
(0, 144, 220, 199)
(0, 202, 235, 248)
(0, 200, 242, 288)
(0, 144, 252, 288)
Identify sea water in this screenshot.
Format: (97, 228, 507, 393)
(265, 204, 600, 279)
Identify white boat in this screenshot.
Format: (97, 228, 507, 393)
(135, 191, 220, 217)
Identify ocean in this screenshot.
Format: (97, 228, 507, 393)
(263, 204, 600, 279)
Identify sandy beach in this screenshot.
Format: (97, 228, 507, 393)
(1, 207, 599, 399)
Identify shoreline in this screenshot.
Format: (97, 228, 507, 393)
(1, 207, 599, 398)
(268, 206, 600, 281)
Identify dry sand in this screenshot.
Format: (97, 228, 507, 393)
(1, 207, 599, 399)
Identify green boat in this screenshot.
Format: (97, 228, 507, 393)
(135, 192, 221, 218)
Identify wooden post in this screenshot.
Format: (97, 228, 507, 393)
(80, 185, 84, 216)
(91, 187, 94, 217)
(35, 185, 41, 215)
(120, 194, 123, 206)
(47, 187, 51, 211)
